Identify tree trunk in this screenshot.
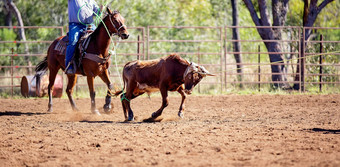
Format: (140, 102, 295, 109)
(231, 0, 243, 88)
(264, 41, 286, 87)
(5, 10, 12, 26)
(293, 0, 335, 90)
(6, 0, 32, 75)
(243, 0, 289, 88)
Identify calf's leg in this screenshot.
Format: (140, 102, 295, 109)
(122, 81, 138, 121)
(177, 86, 186, 118)
(120, 93, 129, 121)
(151, 86, 169, 118)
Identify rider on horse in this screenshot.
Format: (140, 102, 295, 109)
(65, 0, 101, 74)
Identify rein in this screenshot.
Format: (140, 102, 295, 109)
(108, 14, 126, 36)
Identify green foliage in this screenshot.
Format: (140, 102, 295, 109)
(0, 29, 17, 71)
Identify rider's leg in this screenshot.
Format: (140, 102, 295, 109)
(65, 23, 86, 74)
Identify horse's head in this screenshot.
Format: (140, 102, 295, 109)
(104, 7, 129, 39)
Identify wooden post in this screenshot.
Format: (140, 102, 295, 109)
(319, 35, 323, 92)
(258, 45, 261, 92)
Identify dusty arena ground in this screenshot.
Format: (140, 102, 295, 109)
(0, 94, 339, 166)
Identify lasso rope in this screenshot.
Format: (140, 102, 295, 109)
(77, 1, 125, 92)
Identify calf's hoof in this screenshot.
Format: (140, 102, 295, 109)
(151, 112, 159, 118)
(127, 116, 134, 121)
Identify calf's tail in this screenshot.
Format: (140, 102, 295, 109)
(114, 90, 123, 96)
(114, 78, 126, 96)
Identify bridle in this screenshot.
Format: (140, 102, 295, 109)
(108, 13, 126, 37)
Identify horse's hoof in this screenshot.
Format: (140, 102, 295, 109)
(178, 112, 184, 118)
(72, 107, 79, 112)
(103, 104, 112, 113)
(47, 108, 53, 113)
(92, 109, 101, 115)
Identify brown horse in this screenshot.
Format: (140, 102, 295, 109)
(35, 8, 129, 115)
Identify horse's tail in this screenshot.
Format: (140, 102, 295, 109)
(34, 56, 48, 95)
(35, 56, 48, 73)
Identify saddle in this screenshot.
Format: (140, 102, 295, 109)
(54, 30, 111, 75)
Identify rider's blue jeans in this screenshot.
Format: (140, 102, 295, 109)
(65, 22, 88, 70)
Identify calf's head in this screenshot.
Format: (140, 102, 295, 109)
(183, 62, 215, 94)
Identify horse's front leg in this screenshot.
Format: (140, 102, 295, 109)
(99, 70, 113, 113)
(87, 76, 100, 115)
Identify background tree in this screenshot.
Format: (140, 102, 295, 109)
(242, 0, 289, 88)
(292, 0, 334, 90)
(3, 0, 31, 74)
(231, 0, 243, 87)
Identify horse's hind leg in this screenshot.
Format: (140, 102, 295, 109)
(66, 74, 79, 111)
(47, 69, 59, 112)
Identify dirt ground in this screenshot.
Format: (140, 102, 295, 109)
(0, 94, 339, 166)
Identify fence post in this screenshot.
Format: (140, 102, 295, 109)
(197, 47, 201, 93)
(224, 27, 227, 91)
(220, 27, 223, 93)
(319, 34, 323, 92)
(137, 35, 140, 60)
(11, 48, 14, 97)
(302, 28, 306, 92)
(147, 26, 150, 60)
(142, 28, 145, 60)
(258, 45, 261, 92)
